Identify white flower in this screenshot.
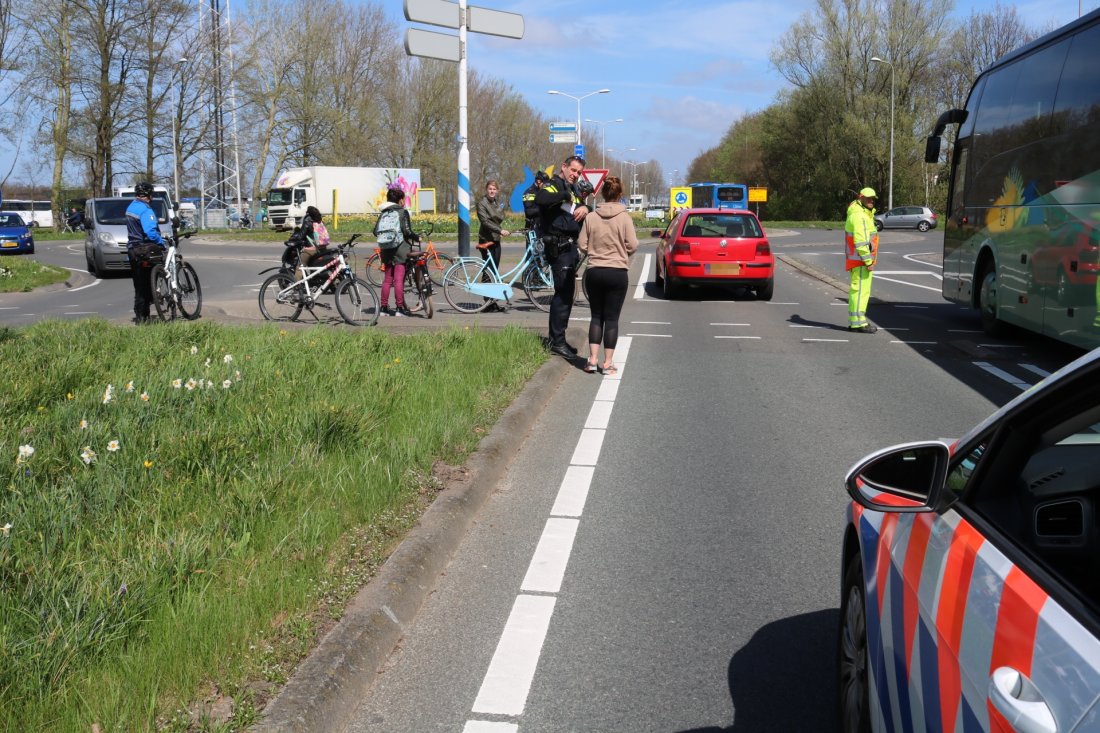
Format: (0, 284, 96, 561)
(223, 354, 234, 364)
(190, 345, 198, 355)
(185, 378, 197, 391)
(18, 445, 34, 459)
(107, 440, 120, 452)
(206, 381, 213, 390)
(172, 378, 182, 389)
(125, 381, 135, 392)
(204, 358, 211, 369)
(198, 379, 206, 388)
(102, 384, 114, 404)
(222, 379, 232, 389)
(140, 392, 149, 402)
(79, 419, 89, 430)
(1, 523, 11, 536)
(80, 446, 97, 464)
(234, 370, 241, 380)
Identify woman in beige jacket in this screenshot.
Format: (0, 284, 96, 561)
(578, 176, 638, 374)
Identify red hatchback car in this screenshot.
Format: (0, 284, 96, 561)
(652, 208, 774, 300)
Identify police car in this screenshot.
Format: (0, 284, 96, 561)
(838, 347, 1100, 732)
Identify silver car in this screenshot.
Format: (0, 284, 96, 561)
(874, 205, 938, 232)
(84, 197, 172, 276)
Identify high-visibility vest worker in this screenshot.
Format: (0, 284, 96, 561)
(845, 187, 880, 333)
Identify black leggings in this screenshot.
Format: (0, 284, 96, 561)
(584, 266, 629, 349)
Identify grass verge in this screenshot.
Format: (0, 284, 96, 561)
(0, 319, 546, 731)
(0, 257, 70, 292)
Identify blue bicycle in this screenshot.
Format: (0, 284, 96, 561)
(442, 229, 556, 313)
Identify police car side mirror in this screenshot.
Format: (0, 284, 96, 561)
(845, 441, 950, 513)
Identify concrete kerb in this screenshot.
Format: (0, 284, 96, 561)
(253, 353, 574, 733)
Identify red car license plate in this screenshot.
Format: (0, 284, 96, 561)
(707, 263, 741, 275)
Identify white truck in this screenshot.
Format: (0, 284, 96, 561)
(627, 193, 648, 212)
(265, 166, 421, 230)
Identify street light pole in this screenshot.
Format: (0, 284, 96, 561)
(547, 88, 610, 149)
(585, 118, 623, 168)
(871, 56, 894, 211)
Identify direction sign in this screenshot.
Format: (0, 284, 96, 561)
(404, 0, 523, 39)
(549, 132, 577, 144)
(405, 28, 460, 62)
(548, 122, 577, 133)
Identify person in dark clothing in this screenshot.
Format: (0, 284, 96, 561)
(535, 154, 590, 357)
(522, 170, 550, 232)
(476, 180, 511, 312)
(125, 182, 166, 323)
(66, 207, 84, 230)
(374, 187, 421, 316)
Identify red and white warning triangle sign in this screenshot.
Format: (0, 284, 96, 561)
(582, 169, 609, 195)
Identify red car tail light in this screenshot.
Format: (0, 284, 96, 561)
(756, 240, 771, 256)
(671, 240, 691, 256)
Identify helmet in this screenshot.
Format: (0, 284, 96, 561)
(134, 182, 155, 198)
(534, 170, 550, 183)
(859, 187, 877, 199)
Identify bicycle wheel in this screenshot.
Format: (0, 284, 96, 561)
(404, 269, 424, 314)
(151, 265, 176, 321)
(364, 251, 386, 287)
(335, 276, 380, 326)
(442, 259, 491, 314)
(417, 265, 434, 319)
(178, 262, 202, 319)
(258, 272, 304, 321)
(523, 261, 555, 313)
(426, 252, 454, 287)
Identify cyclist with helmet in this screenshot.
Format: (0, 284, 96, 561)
(126, 182, 167, 324)
(522, 169, 551, 232)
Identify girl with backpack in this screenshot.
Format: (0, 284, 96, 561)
(374, 187, 420, 317)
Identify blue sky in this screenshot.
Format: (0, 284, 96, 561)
(393, 0, 1100, 183)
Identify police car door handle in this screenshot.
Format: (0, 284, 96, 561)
(989, 667, 1057, 733)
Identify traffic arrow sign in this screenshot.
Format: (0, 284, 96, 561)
(549, 132, 578, 144)
(548, 121, 577, 133)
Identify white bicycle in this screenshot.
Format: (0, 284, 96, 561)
(151, 230, 203, 321)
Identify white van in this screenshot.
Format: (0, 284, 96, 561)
(114, 185, 176, 221)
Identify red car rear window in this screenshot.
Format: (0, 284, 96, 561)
(682, 214, 761, 238)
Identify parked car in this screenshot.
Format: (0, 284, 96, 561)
(874, 205, 938, 232)
(652, 208, 774, 300)
(838, 347, 1100, 733)
(0, 212, 35, 254)
(84, 197, 172, 276)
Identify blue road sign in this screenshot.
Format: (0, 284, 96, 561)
(548, 122, 577, 133)
(674, 191, 688, 205)
(574, 144, 585, 159)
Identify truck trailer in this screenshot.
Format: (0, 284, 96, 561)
(266, 166, 421, 230)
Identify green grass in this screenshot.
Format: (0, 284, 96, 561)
(0, 320, 546, 731)
(0, 257, 69, 292)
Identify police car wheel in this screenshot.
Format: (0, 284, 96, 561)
(838, 553, 871, 733)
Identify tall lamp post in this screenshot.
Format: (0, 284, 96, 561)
(871, 56, 894, 211)
(172, 57, 188, 206)
(547, 88, 610, 149)
(585, 118, 623, 168)
(624, 159, 644, 201)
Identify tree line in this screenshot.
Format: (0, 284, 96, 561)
(0, 0, 670, 225)
(686, 0, 1047, 220)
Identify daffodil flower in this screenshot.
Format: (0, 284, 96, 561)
(125, 381, 135, 392)
(80, 446, 97, 465)
(107, 440, 120, 452)
(17, 445, 34, 460)
(143, 459, 153, 469)
(190, 345, 199, 355)
(222, 379, 232, 389)
(1, 523, 11, 536)
(223, 354, 234, 363)
(66, 392, 74, 400)
(140, 392, 149, 402)
(185, 378, 197, 391)
(102, 384, 114, 404)
(172, 378, 183, 389)
(79, 419, 89, 430)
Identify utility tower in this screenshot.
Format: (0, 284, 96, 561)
(196, 0, 244, 228)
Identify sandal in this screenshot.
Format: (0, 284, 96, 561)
(584, 361, 599, 373)
(602, 364, 618, 375)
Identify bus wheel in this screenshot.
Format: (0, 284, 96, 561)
(978, 265, 1005, 336)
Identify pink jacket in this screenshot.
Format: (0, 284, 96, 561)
(578, 201, 638, 269)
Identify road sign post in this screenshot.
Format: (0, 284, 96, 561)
(404, 0, 523, 257)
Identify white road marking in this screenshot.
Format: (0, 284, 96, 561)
(890, 340, 937, 345)
(63, 311, 98, 315)
(974, 361, 1031, 390)
(463, 722, 518, 733)
(550, 466, 595, 518)
(631, 321, 670, 325)
(711, 322, 751, 326)
(467, 337, 633, 727)
(67, 280, 102, 293)
(625, 332, 671, 337)
(789, 324, 821, 328)
(873, 275, 941, 292)
(902, 253, 943, 268)
(803, 338, 850, 343)
(634, 254, 652, 299)
(1020, 364, 1051, 379)
(520, 518, 580, 594)
(470, 594, 557, 716)
(767, 301, 799, 305)
(715, 335, 761, 340)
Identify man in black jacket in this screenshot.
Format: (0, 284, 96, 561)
(535, 155, 590, 357)
(522, 170, 550, 232)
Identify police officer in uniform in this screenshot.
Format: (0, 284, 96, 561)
(536, 155, 590, 357)
(125, 181, 167, 323)
(523, 170, 550, 232)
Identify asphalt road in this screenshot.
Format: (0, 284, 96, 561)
(4, 229, 1085, 732)
(334, 229, 1084, 732)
